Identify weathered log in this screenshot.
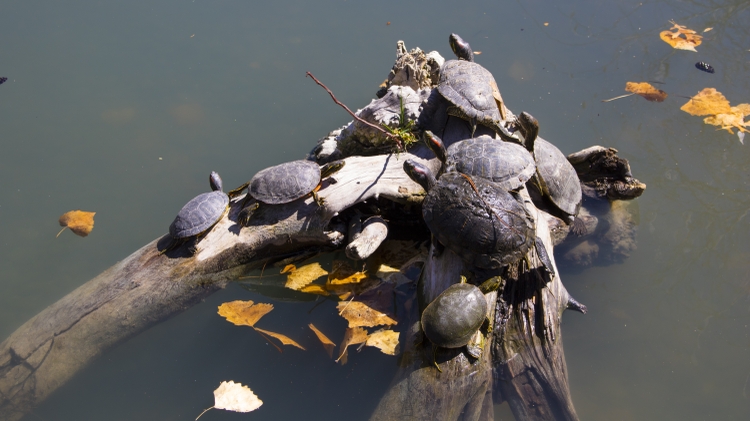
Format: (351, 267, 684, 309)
(0, 152, 429, 421)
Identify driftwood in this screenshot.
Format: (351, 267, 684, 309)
(0, 40, 643, 421)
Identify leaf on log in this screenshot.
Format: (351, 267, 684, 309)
(625, 82, 667, 102)
(365, 329, 400, 355)
(254, 327, 306, 350)
(659, 21, 702, 51)
(57, 210, 96, 237)
(218, 300, 273, 327)
(308, 323, 336, 358)
(282, 262, 328, 290)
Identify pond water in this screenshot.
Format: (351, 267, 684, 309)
(2, 0, 749, 420)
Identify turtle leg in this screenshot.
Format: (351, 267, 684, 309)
(227, 181, 250, 199)
(569, 216, 588, 236)
(239, 203, 260, 226)
(312, 190, 325, 206)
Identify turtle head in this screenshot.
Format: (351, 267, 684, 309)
(449, 33, 474, 62)
(404, 159, 436, 192)
(209, 171, 223, 192)
(517, 111, 539, 152)
(423, 131, 447, 165)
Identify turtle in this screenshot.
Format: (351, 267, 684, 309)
(424, 130, 536, 191)
(404, 159, 534, 269)
(236, 159, 344, 224)
(421, 282, 487, 349)
(165, 171, 229, 251)
(516, 111, 586, 235)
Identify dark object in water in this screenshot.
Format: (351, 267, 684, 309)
(0, 77, 7, 85)
(695, 62, 715, 74)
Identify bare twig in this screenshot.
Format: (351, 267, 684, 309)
(306, 71, 404, 149)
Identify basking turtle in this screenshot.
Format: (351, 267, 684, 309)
(421, 282, 487, 349)
(517, 112, 586, 235)
(404, 159, 534, 269)
(165, 171, 229, 251)
(237, 159, 344, 224)
(424, 131, 535, 191)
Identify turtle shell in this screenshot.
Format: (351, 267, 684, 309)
(169, 190, 229, 239)
(533, 137, 582, 219)
(421, 283, 487, 348)
(445, 135, 536, 190)
(438, 60, 503, 133)
(249, 160, 321, 205)
(422, 172, 534, 269)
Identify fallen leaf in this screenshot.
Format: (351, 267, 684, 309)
(57, 210, 96, 237)
(659, 21, 702, 51)
(703, 27, 713, 32)
(196, 380, 263, 419)
(309, 323, 336, 358)
(336, 327, 369, 363)
(299, 284, 329, 296)
(282, 262, 328, 290)
(328, 260, 368, 285)
(625, 82, 668, 102)
(681, 88, 750, 134)
(473, 51, 482, 55)
(254, 327, 305, 350)
(337, 300, 397, 328)
(365, 329, 400, 355)
(218, 300, 273, 327)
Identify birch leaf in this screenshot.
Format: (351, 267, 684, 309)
(336, 327, 369, 363)
(680, 88, 731, 116)
(282, 262, 328, 290)
(659, 21, 702, 51)
(309, 323, 336, 358)
(366, 329, 400, 355)
(217, 300, 273, 327)
(213, 381, 262, 412)
(625, 82, 667, 102)
(337, 301, 397, 328)
(254, 327, 306, 350)
(57, 210, 96, 237)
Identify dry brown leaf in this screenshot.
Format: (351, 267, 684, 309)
(680, 88, 732, 116)
(659, 21, 702, 51)
(282, 262, 328, 290)
(309, 323, 336, 358)
(337, 301, 397, 328)
(336, 327, 369, 363)
(625, 82, 667, 102)
(254, 327, 306, 350)
(217, 300, 273, 327)
(365, 329, 400, 355)
(57, 210, 96, 237)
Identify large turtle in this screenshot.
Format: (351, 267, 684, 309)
(404, 159, 534, 269)
(237, 159, 344, 224)
(421, 282, 487, 349)
(165, 171, 229, 251)
(516, 111, 586, 234)
(424, 131, 535, 191)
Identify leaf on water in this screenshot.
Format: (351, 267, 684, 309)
(309, 323, 336, 358)
(659, 21, 702, 51)
(624, 82, 668, 102)
(680, 88, 750, 134)
(57, 210, 96, 237)
(299, 284, 329, 296)
(217, 300, 273, 327)
(365, 329, 400, 355)
(213, 381, 263, 413)
(337, 300, 397, 328)
(336, 327, 369, 363)
(282, 262, 328, 290)
(328, 260, 368, 285)
(703, 27, 713, 32)
(738, 132, 745, 145)
(254, 327, 306, 350)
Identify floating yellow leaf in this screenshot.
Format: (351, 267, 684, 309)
(625, 82, 667, 102)
(680, 88, 731, 116)
(365, 329, 400, 355)
(336, 327, 369, 363)
(299, 284, 329, 296)
(309, 323, 336, 358)
(56, 210, 95, 237)
(337, 300, 397, 328)
(282, 262, 328, 290)
(659, 21, 702, 51)
(254, 327, 305, 350)
(703, 27, 713, 32)
(195, 380, 263, 419)
(217, 300, 273, 327)
(328, 260, 368, 285)
(681, 88, 750, 134)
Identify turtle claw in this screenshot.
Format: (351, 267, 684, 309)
(569, 217, 588, 236)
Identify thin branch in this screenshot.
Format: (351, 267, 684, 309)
(306, 71, 402, 146)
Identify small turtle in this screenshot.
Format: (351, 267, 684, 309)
(517, 112, 586, 235)
(421, 282, 487, 349)
(165, 171, 229, 251)
(237, 159, 344, 224)
(424, 131, 535, 191)
(404, 160, 534, 269)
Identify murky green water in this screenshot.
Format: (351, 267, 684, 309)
(2, 0, 749, 419)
